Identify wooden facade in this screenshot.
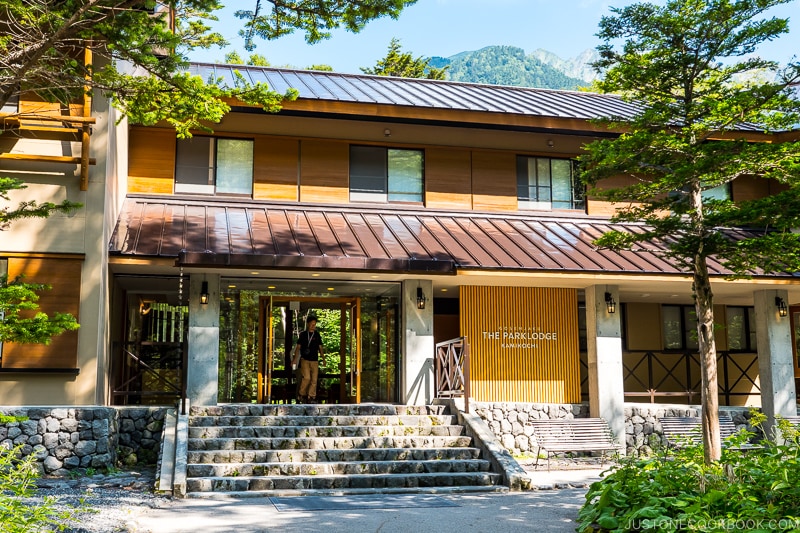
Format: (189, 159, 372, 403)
(127, 123, 782, 216)
(2, 255, 82, 369)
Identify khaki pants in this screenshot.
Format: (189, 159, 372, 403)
(298, 359, 319, 399)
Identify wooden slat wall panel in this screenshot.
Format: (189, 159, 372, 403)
(425, 148, 472, 210)
(2, 257, 82, 369)
(471, 151, 516, 212)
(128, 127, 175, 194)
(253, 136, 299, 201)
(460, 286, 580, 403)
(299, 140, 349, 203)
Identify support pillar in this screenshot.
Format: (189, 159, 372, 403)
(587, 285, 626, 452)
(186, 274, 220, 406)
(401, 279, 434, 406)
(754, 289, 797, 435)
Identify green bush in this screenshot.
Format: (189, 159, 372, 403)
(0, 445, 82, 532)
(577, 412, 800, 532)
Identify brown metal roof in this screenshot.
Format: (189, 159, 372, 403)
(110, 196, 783, 278)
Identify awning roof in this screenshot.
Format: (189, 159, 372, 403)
(110, 196, 783, 279)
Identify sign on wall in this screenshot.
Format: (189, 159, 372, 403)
(460, 286, 580, 403)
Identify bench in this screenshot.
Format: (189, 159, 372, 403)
(659, 414, 754, 449)
(528, 418, 622, 470)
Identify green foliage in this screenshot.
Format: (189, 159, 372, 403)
(236, 0, 417, 50)
(224, 51, 271, 66)
(361, 38, 448, 80)
(430, 46, 588, 89)
(1, 1, 296, 137)
(577, 414, 800, 533)
(0, 273, 80, 344)
(580, 0, 800, 462)
(0, 445, 83, 532)
(0, 178, 81, 230)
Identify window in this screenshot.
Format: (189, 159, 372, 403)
(175, 137, 254, 195)
(662, 305, 698, 351)
(350, 146, 424, 203)
(726, 306, 757, 352)
(517, 156, 584, 210)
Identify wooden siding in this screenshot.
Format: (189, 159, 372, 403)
(460, 286, 580, 403)
(425, 148, 472, 210)
(299, 140, 349, 203)
(2, 256, 81, 369)
(625, 303, 662, 351)
(128, 127, 175, 194)
(471, 151, 516, 212)
(253, 136, 298, 201)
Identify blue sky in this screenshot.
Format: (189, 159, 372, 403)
(200, 0, 800, 74)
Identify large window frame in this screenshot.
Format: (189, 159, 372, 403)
(662, 304, 698, 351)
(517, 156, 584, 211)
(174, 136, 254, 196)
(725, 306, 757, 352)
(349, 145, 424, 204)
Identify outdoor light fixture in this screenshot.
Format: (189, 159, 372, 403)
(200, 281, 209, 305)
(416, 287, 427, 310)
(605, 292, 616, 314)
(776, 296, 788, 317)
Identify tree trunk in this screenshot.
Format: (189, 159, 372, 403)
(694, 258, 721, 463)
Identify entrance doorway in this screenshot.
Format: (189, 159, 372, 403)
(217, 278, 401, 404)
(260, 297, 361, 404)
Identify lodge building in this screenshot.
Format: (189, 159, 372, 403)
(1, 64, 798, 449)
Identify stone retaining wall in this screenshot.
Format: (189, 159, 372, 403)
(0, 406, 167, 475)
(473, 402, 757, 456)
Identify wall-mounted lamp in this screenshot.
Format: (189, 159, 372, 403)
(547, 139, 555, 148)
(384, 128, 391, 137)
(200, 281, 210, 305)
(416, 287, 427, 310)
(776, 296, 788, 317)
(605, 292, 616, 314)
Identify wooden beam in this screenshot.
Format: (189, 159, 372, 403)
(0, 153, 96, 165)
(0, 113, 96, 125)
(80, 123, 91, 190)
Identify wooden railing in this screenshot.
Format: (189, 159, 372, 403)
(435, 336, 470, 413)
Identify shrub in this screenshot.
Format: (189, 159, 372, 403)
(577, 412, 800, 532)
(0, 445, 82, 532)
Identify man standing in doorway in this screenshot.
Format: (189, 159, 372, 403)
(292, 315, 325, 403)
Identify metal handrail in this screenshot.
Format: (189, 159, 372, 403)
(434, 336, 470, 413)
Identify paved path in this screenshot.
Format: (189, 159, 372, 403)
(129, 489, 589, 533)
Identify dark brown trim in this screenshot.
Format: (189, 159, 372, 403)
(176, 251, 455, 274)
(0, 368, 80, 375)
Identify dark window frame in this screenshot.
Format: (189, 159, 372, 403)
(516, 156, 584, 211)
(174, 136, 254, 197)
(349, 145, 425, 204)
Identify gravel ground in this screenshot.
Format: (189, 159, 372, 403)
(28, 467, 172, 533)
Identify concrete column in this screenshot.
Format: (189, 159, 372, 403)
(754, 289, 797, 433)
(401, 279, 434, 405)
(586, 285, 625, 451)
(186, 274, 220, 406)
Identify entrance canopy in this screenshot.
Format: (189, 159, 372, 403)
(110, 196, 780, 280)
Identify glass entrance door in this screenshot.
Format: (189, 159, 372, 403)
(259, 297, 362, 404)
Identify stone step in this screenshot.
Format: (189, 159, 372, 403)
(187, 459, 492, 477)
(185, 485, 510, 498)
(186, 471, 504, 493)
(190, 404, 447, 418)
(188, 435, 474, 451)
(188, 414, 458, 428)
(188, 447, 482, 464)
(188, 424, 465, 439)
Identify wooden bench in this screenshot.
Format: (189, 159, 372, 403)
(659, 414, 753, 449)
(528, 418, 622, 470)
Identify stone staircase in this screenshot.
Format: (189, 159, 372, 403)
(184, 403, 507, 497)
